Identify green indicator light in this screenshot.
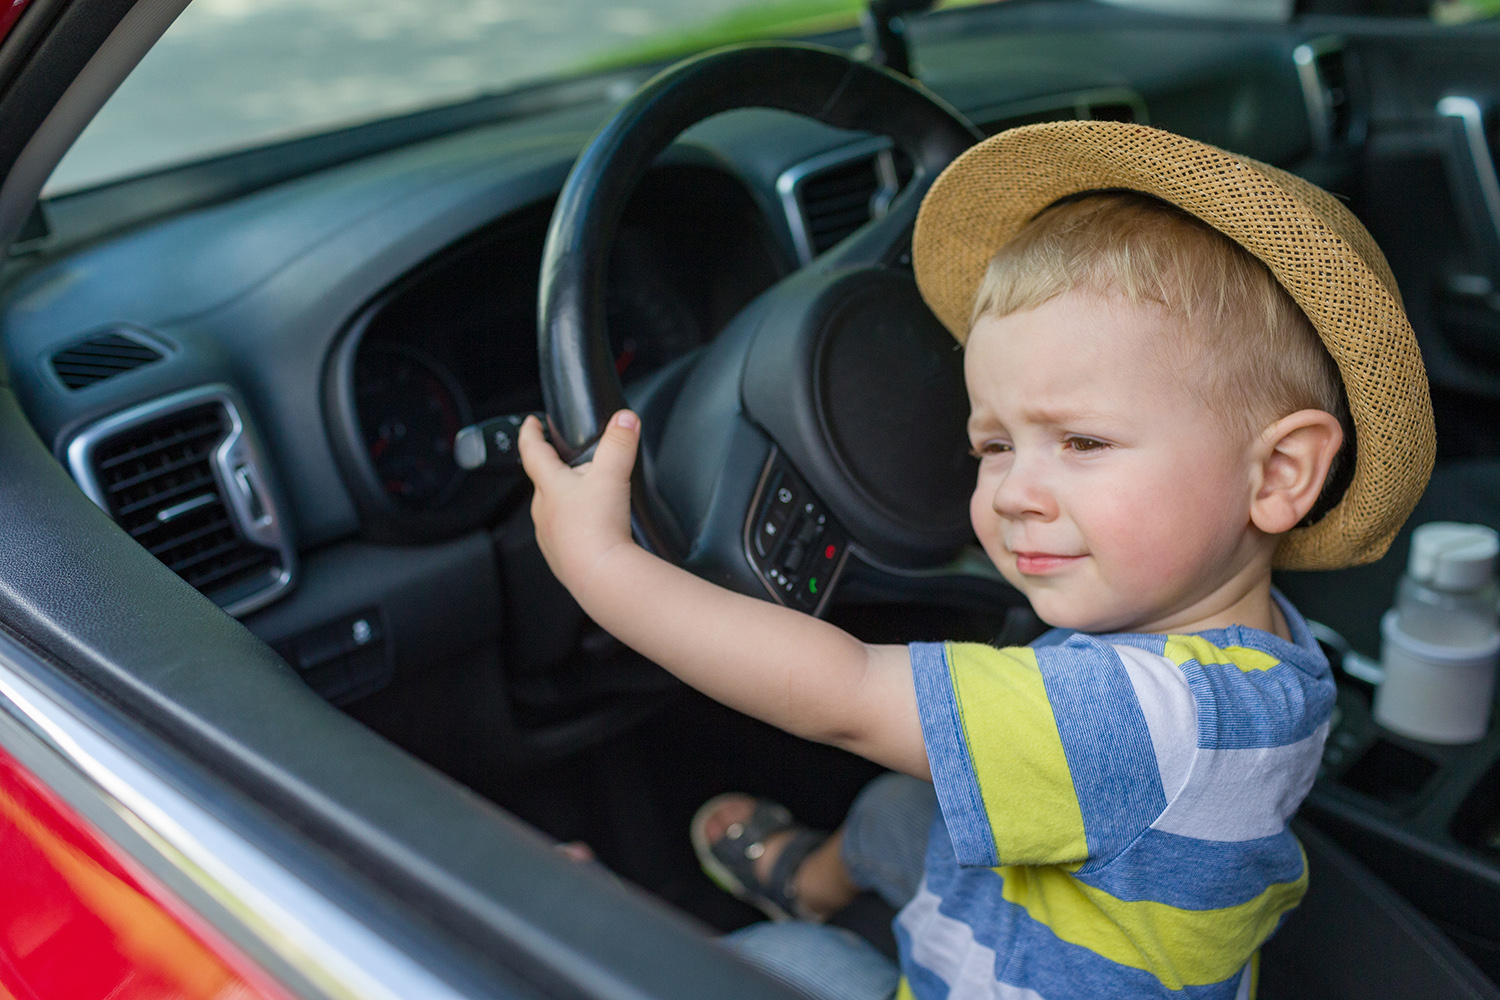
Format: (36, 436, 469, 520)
(808, 578, 818, 594)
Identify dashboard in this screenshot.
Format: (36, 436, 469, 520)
(0, 2, 1339, 637)
(324, 166, 786, 541)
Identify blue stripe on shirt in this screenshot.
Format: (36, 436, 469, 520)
(1074, 827, 1307, 909)
(1036, 637, 1167, 865)
(911, 641, 999, 868)
(1182, 657, 1334, 750)
(917, 827, 1250, 1000)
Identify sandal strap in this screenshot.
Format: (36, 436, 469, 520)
(764, 827, 828, 918)
(707, 800, 827, 919)
(714, 800, 794, 862)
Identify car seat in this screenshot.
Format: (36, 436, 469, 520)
(1258, 820, 1499, 999)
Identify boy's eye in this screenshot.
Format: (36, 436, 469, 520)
(968, 440, 1011, 458)
(1065, 436, 1108, 453)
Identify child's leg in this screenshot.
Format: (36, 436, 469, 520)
(698, 797, 860, 919)
(838, 772, 937, 910)
(699, 773, 937, 920)
(724, 923, 897, 1000)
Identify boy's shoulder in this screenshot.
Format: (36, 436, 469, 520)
(1015, 591, 1331, 681)
(918, 592, 1333, 736)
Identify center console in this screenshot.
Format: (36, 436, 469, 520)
(1304, 656, 1500, 982)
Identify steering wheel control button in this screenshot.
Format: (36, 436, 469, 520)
(453, 413, 544, 471)
(746, 454, 849, 617)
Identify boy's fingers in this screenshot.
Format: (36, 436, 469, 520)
(518, 414, 565, 483)
(590, 410, 641, 481)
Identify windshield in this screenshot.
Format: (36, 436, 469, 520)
(46, 0, 875, 196)
(42, 0, 1451, 197)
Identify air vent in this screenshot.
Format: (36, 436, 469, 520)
(67, 386, 294, 617)
(779, 140, 913, 264)
(1295, 37, 1355, 153)
(800, 157, 884, 255)
(51, 329, 164, 389)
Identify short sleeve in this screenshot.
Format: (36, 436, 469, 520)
(910, 639, 1169, 869)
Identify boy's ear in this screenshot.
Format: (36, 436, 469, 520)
(1250, 409, 1345, 537)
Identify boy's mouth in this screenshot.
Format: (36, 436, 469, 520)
(1012, 551, 1084, 575)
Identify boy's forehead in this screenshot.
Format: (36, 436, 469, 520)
(963, 292, 1203, 421)
(965, 291, 1182, 376)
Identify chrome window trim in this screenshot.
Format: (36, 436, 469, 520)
(64, 383, 296, 617)
(1294, 35, 1345, 155)
(776, 136, 898, 266)
(0, 631, 473, 1000)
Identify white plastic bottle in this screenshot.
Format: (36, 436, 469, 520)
(1374, 522, 1500, 744)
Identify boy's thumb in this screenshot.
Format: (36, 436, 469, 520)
(592, 410, 640, 479)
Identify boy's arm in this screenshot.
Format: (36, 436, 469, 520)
(519, 411, 931, 780)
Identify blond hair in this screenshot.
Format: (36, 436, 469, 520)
(970, 191, 1352, 517)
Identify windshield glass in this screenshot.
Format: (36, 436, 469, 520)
(46, 0, 874, 195)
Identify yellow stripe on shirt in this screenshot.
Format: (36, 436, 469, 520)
(997, 847, 1307, 989)
(947, 643, 1089, 866)
(1165, 635, 1281, 673)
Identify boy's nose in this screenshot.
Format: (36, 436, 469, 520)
(991, 454, 1056, 521)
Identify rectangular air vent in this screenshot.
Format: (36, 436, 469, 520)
(51, 329, 164, 389)
(67, 386, 294, 617)
(779, 139, 913, 264)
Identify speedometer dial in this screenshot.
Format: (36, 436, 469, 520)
(354, 343, 472, 509)
(606, 262, 701, 382)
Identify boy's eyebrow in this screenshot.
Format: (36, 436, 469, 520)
(1021, 404, 1116, 426)
(969, 404, 1118, 432)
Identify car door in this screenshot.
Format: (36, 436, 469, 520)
(0, 4, 804, 999)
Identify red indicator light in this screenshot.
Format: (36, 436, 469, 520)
(824, 544, 836, 559)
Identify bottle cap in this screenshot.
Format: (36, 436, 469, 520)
(1408, 522, 1500, 590)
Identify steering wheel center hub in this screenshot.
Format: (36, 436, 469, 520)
(744, 267, 976, 569)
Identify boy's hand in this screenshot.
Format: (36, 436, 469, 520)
(519, 408, 929, 781)
(518, 410, 640, 598)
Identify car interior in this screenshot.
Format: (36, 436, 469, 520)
(3, 0, 1500, 996)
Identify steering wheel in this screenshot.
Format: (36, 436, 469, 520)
(538, 43, 986, 615)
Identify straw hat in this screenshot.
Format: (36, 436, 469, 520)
(912, 120, 1434, 570)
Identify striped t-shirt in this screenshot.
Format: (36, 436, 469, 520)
(898, 594, 1333, 1000)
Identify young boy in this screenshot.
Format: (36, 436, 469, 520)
(519, 122, 1433, 1000)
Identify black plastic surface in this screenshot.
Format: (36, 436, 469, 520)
(1260, 821, 1500, 1000)
(537, 42, 977, 459)
(746, 453, 850, 614)
(742, 267, 976, 568)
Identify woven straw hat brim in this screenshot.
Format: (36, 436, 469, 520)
(913, 120, 1434, 570)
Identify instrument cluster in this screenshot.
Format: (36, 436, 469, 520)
(334, 166, 785, 537)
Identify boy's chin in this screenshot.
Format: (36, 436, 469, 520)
(1022, 591, 1142, 635)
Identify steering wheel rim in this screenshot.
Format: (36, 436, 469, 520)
(538, 43, 979, 561)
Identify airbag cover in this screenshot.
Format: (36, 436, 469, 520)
(743, 268, 976, 568)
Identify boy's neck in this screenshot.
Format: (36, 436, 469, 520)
(1129, 560, 1288, 641)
